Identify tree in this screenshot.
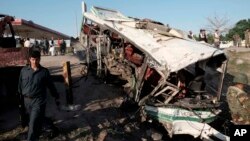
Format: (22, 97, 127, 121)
(205, 14, 230, 34)
(206, 33, 214, 44)
(226, 19, 250, 40)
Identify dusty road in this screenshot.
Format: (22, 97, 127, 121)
(0, 54, 166, 141)
(41, 54, 129, 141)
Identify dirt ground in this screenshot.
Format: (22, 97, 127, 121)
(1, 46, 250, 141)
(0, 54, 168, 141)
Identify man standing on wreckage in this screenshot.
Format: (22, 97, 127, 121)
(18, 50, 60, 140)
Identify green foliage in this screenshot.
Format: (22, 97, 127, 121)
(220, 35, 227, 41)
(193, 34, 217, 43)
(226, 19, 250, 40)
(226, 51, 250, 76)
(193, 35, 199, 41)
(207, 33, 214, 44)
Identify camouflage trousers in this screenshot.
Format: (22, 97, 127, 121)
(232, 114, 250, 125)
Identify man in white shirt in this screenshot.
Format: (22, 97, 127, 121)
(24, 38, 31, 48)
(213, 29, 220, 48)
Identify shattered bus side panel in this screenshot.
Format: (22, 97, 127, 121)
(144, 105, 229, 140)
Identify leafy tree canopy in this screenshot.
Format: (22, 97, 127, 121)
(226, 19, 250, 40)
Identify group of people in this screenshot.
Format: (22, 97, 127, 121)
(221, 28, 250, 48)
(188, 29, 221, 48)
(232, 29, 250, 48)
(19, 37, 50, 54)
(188, 28, 250, 48)
(15, 34, 250, 141)
(19, 37, 67, 56)
(48, 38, 66, 56)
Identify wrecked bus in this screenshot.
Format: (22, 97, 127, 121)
(79, 3, 229, 141)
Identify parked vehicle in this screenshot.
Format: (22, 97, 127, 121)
(0, 14, 28, 67)
(0, 14, 29, 131)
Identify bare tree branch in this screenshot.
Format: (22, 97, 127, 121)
(205, 13, 230, 34)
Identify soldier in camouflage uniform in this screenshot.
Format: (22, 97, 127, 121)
(245, 29, 250, 48)
(226, 73, 250, 125)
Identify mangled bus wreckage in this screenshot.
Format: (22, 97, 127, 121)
(79, 4, 229, 141)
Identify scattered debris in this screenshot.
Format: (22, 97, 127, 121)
(79, 2, 229, 140)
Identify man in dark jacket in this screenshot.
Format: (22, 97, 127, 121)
(60, 39, 66, 55)
(18, 50, 60, 140)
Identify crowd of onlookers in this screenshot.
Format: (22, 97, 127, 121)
(16, 37, 67, 56)
(187, 28, 250, 48)
(187, 29, 221, 48)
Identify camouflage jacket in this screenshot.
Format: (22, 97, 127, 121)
(226, 86, 250, 124)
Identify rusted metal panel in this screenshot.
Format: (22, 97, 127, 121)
(0, 47, 28, 68)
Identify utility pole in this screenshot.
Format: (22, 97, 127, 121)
(75, 11, 79, 37)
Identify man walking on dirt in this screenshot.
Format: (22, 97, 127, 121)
(18, 50, 60, 140)
(226, 73, 250, 125)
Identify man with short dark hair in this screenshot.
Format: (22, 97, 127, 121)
(60, 39, 66, 55)
(188, 31, 194, 40)
(18, 50, 60, 140)
(199, 29, 207, 43)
